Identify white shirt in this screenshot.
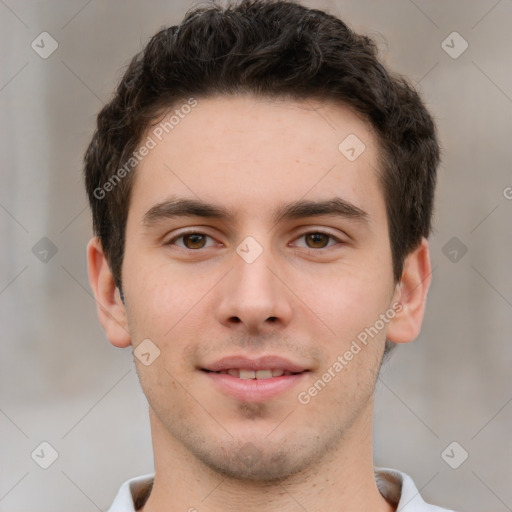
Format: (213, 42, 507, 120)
(107, 467, 454, 511)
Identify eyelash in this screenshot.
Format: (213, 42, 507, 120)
(166, 230, 343, 251)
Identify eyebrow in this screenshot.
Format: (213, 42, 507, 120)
(143, 196, 368, 227)
(144, 198, 232, 225)
(271, 197, 368, 226)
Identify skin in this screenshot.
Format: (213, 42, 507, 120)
(88, 95, 432, 512)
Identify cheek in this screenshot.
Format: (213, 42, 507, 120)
(123, 257, 176, 342)
(299, 264, 392, 344)
(124, 258, 213, 353)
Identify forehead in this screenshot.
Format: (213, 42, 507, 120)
(129, 95, 384, 225)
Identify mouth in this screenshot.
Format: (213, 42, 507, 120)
(202, 368, 303, 379)
(200, 356, 310, 402)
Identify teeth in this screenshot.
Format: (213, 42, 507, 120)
(255, 369, 272, 379)
(222, 368, 292, 379)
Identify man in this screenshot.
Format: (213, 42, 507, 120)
(85, 1, 452, 510)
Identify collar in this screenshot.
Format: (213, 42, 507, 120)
(107, 467, 454, 511)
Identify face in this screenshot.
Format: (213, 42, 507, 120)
(118, 95, 401, 479)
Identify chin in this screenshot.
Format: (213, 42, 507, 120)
(186, 430, 343, 483)
(201, 443, 310, 482)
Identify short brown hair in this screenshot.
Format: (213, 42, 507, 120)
(85, 0, 439, 291)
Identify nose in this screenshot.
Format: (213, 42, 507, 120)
(214, 242, 293, 335)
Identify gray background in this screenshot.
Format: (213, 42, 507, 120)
(1, 0, 511, 510)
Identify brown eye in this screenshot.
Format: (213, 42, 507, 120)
(304, 233, 331, 249)
(182, 233, 207, 249)
(167, 232, 216, 250)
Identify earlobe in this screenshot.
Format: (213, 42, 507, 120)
(87, 237, 132, 348)
(386, 238, 432, 345)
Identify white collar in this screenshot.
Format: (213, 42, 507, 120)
(107, 467, 454, 511)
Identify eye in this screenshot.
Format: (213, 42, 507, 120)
(167, 231, 217, 250)
(293, 231, 342, 250)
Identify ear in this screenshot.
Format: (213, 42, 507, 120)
(386, 238, 432, 344)
(87, 237, 131, 348)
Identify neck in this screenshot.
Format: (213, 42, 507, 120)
(140, 400, 395, 512)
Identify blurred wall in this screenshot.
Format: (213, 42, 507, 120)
(1, 1, 511, 510)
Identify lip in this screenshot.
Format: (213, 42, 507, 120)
(203, 355, 308, 373)
(203, 371, 308, 402)
(201, 355, 310, 403)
